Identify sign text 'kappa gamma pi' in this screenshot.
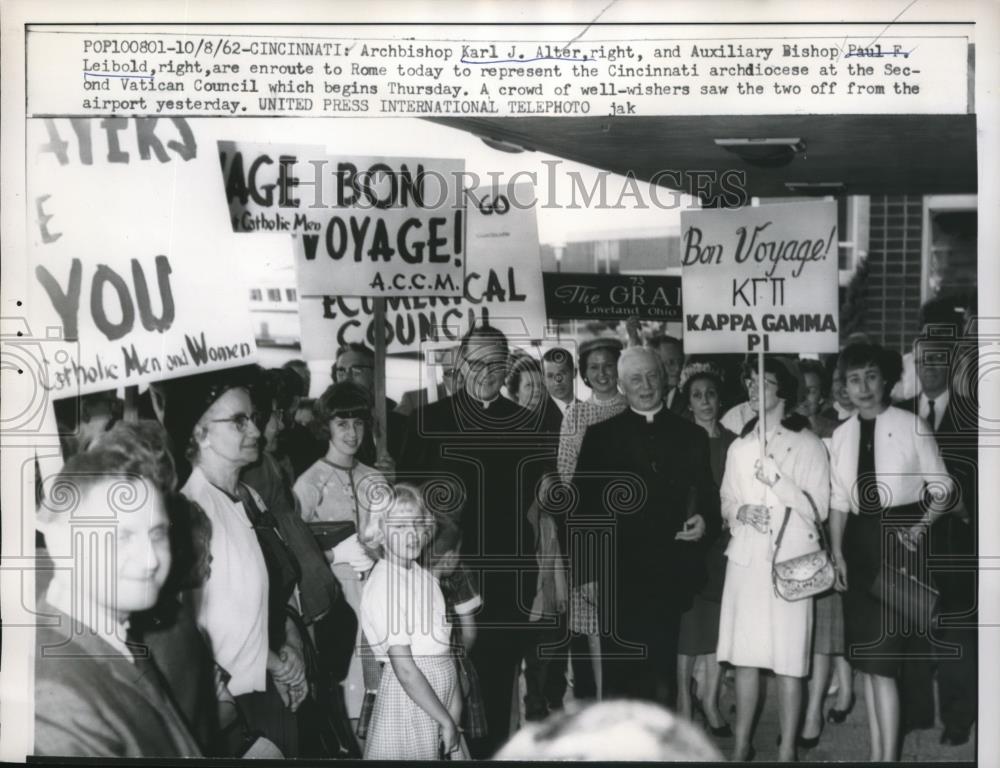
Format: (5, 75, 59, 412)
(680, 200, 840, 354)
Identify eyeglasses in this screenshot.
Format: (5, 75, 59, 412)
(744, 376, 780, 390)
(209, 412, 259, 432)
(334, 365, 373, 379)
(920, 350, 949, 366)
(464, 358, 507, 374)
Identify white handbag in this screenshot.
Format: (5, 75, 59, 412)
(771, 491, 835, 602)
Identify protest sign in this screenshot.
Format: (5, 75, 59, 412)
(542, 273, 681, 321)
(298, 184, 545, 356)
(680, 201, 839, 354)
(218, 140, 326, 232)
(28, 118, 258, 397)
(219, 141, 466, 297)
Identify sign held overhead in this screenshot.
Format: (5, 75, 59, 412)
(29, 119, 258, 396)
(680, 200, 840, 354)
(298, 183, 545, 355)
(219, 141, 466, 297)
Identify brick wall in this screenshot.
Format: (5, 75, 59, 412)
(863, 195, 925, 353)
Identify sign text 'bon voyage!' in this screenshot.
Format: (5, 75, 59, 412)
(218, 141, 466, 297)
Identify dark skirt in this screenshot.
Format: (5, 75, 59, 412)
(677, 594, 721, 656)
(841, 503, 924, 678)
(813, 590, 846, 655)
(677, 532, 727, 656)
(234, 674, 299, 757)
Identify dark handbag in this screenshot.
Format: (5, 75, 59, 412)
(286, 609, 361, 759)
(868, 562, 940, 627)
(308, 520, 357, 550)
(771, 491, 835, 602)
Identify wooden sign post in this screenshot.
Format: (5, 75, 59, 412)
(372, 298, 390, 473)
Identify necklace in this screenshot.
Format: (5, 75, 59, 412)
(321, 458, 356, 500)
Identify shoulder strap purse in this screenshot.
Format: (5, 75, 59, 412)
(771, 490, 835, 602)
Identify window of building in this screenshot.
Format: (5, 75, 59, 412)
(266, 288, 282, 302)
(249, 288, 263, 301)
(837, 196, 869, 285)
(285, 288, 297, 302)
(922, 195, 977, 304)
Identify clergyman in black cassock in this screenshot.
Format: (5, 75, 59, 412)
(570, 347, 720, 706)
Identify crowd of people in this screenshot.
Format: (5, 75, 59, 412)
(33, 296, 977, 762)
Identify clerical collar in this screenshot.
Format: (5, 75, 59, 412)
(630, 403, 664, 423)
(468, 393, 499, 409)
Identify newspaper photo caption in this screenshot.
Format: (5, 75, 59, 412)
(28, 26, 968, 118)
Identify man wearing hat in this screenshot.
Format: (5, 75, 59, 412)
(398, 324, 557, 758)
(163, 366, 307, 757)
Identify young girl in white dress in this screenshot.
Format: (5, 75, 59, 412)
(360, 484, 461, 760)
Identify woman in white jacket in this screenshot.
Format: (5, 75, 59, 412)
(717, 357, 830, 762)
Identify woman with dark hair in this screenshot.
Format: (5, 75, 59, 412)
(717, 356, 830, 762)
(505, 355, 546, 412)
(674, 363, 735, 736)
(796, 359, 840, 439)
(793, 358, 855, 747)
(293, 381, 388, 724)
(556, 336, 626, 701)
(829, 343, 953, 761)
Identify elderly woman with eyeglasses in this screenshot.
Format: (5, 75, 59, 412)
(164, 366, 307, 758)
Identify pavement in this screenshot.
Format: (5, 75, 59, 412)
(516, 664, 977, 762)
(699, 671, 977, 763)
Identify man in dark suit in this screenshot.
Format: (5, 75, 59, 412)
(395, 346, 458, 417)
(570, 347, 720, 706)
(542, 347, 580, 421)
(649, 334, 688, 414)
(398, 325, 557, 757)
(897, 305, 978, 747)
(34, 448, 202, 757)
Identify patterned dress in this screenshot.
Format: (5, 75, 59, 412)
(361, 560, 457, 760)
(558, 393, 627, 635)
